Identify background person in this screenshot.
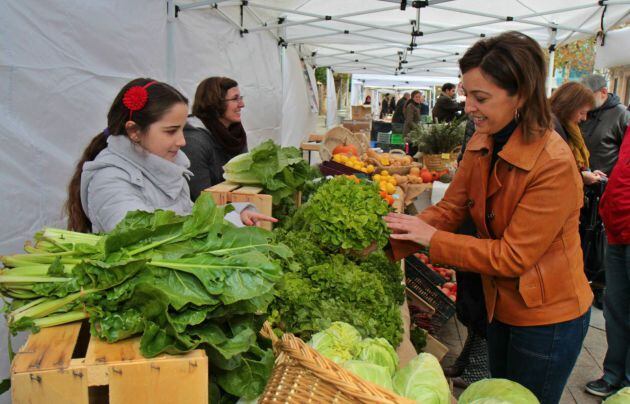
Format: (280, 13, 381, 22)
(386, 32, 592, 404)
(580, 74, 630, 175)
(392, 92, 410, 125)
(585, 125, 630, 398)
(550, 81, 606, 185)
(65, 78, 273, 233)
(432, 82, 464, 122)
(182, 77, 248, 200)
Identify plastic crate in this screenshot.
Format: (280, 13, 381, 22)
(406, 255, 446, 286)
(376, 132, 391, 143)
(319, 160, 363, 176)
(390, 133, 404, 145)
(405, 257, 456, 334)
(376, 142, 406, 153)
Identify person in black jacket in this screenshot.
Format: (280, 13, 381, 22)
(392, 92, 410, 124)
(182, 77, 248, 200)
(432, 82, 464, 122)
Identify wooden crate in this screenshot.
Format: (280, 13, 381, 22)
(204, 182, 273, 230)
(11, 322, 208, 404)
(205, 181, 300, 231)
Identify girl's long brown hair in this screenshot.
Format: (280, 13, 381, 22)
(65, 78, 188, 232)
(459, 31, 551, 139)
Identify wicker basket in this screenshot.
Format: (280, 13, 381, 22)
(421, 146, 461, 172)
(319, 126, 370, 162)
(372, 149, 421, 176)
(259, 323, 415, 404)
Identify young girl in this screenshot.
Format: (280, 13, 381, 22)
(65, 78, 274, 233)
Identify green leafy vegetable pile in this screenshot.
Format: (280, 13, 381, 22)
(307, 322, 450, 404)
(222, 140, 320, 220)
(286, 176, 391, 252)
(269, 177, 404, 347)
(0, 193, 291, 401)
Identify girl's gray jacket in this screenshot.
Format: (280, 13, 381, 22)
(80, 135, 248, 233)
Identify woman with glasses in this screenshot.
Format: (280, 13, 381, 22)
(183, 76, 248, 200)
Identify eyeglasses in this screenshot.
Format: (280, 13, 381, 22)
(224, 95, 244, 103)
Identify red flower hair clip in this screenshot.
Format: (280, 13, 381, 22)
(123, 81, 157, 119)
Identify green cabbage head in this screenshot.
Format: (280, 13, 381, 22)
(343, 360, 393, 390)
(392, 353, 450, 404)
(308, 322, 362, 363)
(459, 378, 539, 404)
(604, 387, 630, 404)
(356, 337, 399, 376)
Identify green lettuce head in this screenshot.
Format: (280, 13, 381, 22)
(308, 322, 362, 363)
(604, 387, 630, 404)
(343, 360, 393, 390)
(392, 353, 450, 404)
(459, 379, 539, 404)
(356, 337, 399, 376)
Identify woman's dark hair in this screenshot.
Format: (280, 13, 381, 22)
(549, 82, 594, 126)
(65, 78, 188, 232)
(405, 90, 421, 110)
(192, 77, 238, 121)
(459, 31, 551, 139)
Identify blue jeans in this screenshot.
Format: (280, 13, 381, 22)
(487, 309, 591, 404)
(602, 244, 630, 388)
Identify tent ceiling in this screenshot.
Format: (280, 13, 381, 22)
(177, 0, 630, 76)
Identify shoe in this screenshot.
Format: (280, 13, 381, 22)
(585, 378, 619, 397)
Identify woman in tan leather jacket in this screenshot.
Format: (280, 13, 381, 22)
(386, 32, 592, 404)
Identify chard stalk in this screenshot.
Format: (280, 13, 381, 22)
(41, 228, 102, 246)
(0, 275, 71, 283)
(1, 265, 72, 277)
(32, 311, 89, 328)
(1, 255, 81, 267)
(127, 234, 181, 256)
(9, 297, 48, 316)
(149, 261, 255, 271)
(12, 289, 95, 321)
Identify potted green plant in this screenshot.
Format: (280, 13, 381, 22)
(407, 117, 466, 171)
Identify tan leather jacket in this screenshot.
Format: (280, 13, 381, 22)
(392, 126, 593, 326)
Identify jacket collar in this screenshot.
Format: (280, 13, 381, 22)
(106, 135, 192, 199)
(464, 125, 549, 171)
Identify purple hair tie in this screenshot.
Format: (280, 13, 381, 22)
(103, 127, 110, 137)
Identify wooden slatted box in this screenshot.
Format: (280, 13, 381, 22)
(11, 321, 208, 404)
(205, 181, 301, 231)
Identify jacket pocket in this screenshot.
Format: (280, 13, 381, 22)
(518, 266, 544, 308)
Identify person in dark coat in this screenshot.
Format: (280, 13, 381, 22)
(182, 77, 248, 201)
(389, 95, 397, 115)
(380, 94, 391, 118)
(580, 74, 630, 175)
(392, 92, 410, 124)
(432, 82, 464, 122)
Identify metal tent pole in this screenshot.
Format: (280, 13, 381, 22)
(166, 0, 176, 84)
(547, 27, 558, 97)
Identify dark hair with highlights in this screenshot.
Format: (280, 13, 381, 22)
(65, 78, 188, 232)
(192, 77, 239, 121)
(549, 82, 594, 126)
(459, 31, 551, 139)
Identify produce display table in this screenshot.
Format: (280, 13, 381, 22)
(11, 322, 208, 404)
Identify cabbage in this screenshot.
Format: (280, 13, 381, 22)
(604, 387, 630, 404)
(308, 322, 362, 363)
(459, 379, 539, 404)
(343, 360, 393, 390)
(392, 353, 450, 404)
(356, 337, 399, 376)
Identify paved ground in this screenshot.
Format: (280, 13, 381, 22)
(437, 308, 608, 403)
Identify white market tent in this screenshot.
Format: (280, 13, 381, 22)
(1, 0, 629, 393)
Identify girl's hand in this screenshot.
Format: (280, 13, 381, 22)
(582, 171, 602, 185)
(384, 212, 437, 247)
(240, 210, 278, 226)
